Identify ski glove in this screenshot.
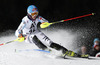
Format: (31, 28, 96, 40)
(17, 34, 25, 42)
(40, 22, 51, 28)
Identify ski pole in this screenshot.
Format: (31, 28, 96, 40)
(0, 38, 19, 46)
(15, 49, 50, 53)
(50, 13, 95, 25)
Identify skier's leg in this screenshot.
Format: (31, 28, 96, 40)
(50, 43, 85, 57)
(35, 32, 53, 47)
(25, 34, 47, 50)
(32, 35, 48, 50)
(50, 42, 68, 54)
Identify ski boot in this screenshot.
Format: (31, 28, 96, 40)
(81, 54, 89, 58)
(63, 50, 89, 58)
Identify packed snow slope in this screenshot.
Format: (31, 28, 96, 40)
(0, 30, 100, 65)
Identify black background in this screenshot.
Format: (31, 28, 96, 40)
(0, 0, 100, 48)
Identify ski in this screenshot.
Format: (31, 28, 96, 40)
(62, 55, 100, 60)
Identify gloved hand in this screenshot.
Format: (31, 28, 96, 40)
(40, 22, 52, 28)
(17, 34, 25, 42)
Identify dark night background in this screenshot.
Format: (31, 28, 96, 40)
(0, 0, 100, 49)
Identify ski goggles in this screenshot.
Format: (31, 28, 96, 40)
(31, 12, 38, 16)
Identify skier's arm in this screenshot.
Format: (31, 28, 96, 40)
(15, 20, 26, 42)
(39, 16, 51, 28)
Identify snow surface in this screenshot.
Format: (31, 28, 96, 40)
(0, 30, 100, 65)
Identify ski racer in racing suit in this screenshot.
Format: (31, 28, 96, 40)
(15, 5, 88, 58)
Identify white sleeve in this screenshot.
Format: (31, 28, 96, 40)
(15, 19, 26, 37)
(38, 16, 49, 23)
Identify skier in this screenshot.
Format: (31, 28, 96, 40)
(15, 5, 88, 58)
